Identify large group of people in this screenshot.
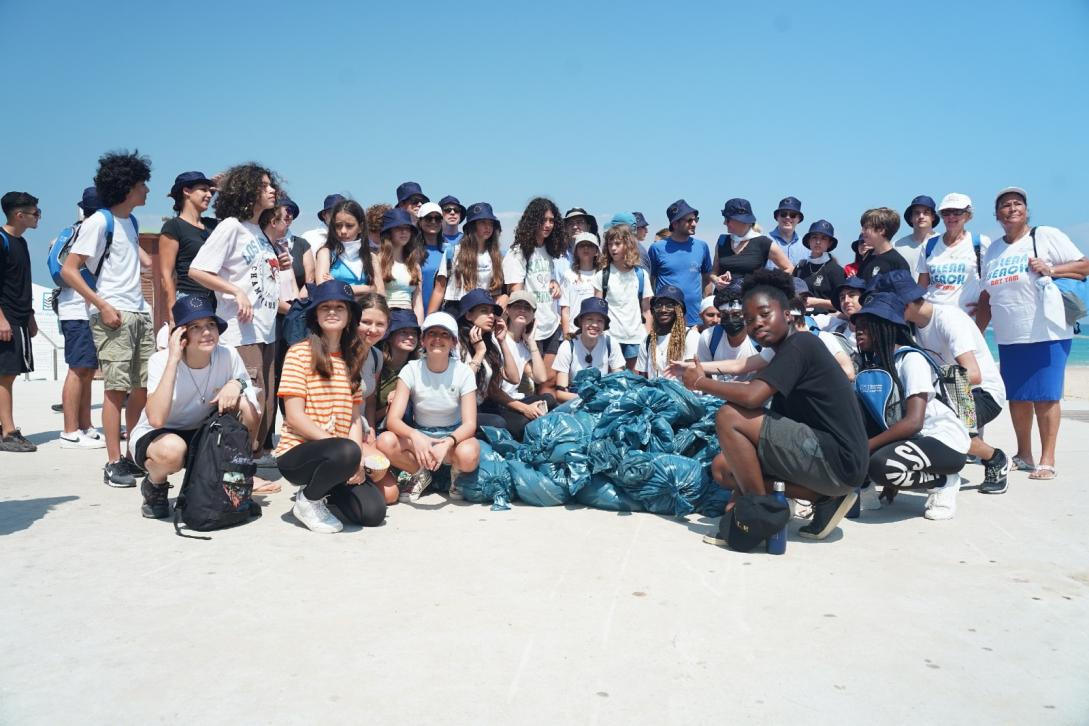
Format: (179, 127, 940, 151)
(1, 149, 1086, 548)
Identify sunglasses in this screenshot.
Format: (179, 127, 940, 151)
(777, 211, 799, 220)
(18, 209, 41, 218)
(584, 352, 594, 366)
(939, 209, 968, 217)
(421, 214, 442, 223)
(442, 207, 461, 215)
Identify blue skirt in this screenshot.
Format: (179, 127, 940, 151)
(998, 339, 1072, 402)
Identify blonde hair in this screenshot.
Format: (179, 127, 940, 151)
(598, 225, 641, 271)
(647, 303, 688, 377)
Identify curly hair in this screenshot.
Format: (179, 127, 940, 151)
(365, 204, 391, 238)
(213, 163, 280, 222)
(94, 150, 151, 209)
(454, 220, 504, 297)
(741, 268, 794, 309)
(647, 302, 688, 378)
(379, 227, 423, 285)
(598, 225, 641, 270)
(323, 199, 377, 284)
(512, 197, 565, 261)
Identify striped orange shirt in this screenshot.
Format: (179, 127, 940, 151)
(274, 342, 362, 456)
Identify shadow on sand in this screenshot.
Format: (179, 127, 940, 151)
(0, 495, 79, 536)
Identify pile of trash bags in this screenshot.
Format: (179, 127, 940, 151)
(457, 369, 731, 517)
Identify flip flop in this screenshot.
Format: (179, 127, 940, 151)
(1011, 455, 1036, 472)
(252, 478, 282, 493)
(1028, 465, 1057, 481)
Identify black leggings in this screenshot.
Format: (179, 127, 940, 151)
(276, 438, 386, 527)
(480, 394, 558, 441)
(868, 436, 967, 489)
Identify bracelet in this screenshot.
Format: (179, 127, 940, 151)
(692, 374, 706, 390)
(234, 377, 249, 391)
(446, 434, 458, 446)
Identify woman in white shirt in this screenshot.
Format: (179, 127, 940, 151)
(553, 298, 626, 402)
(428, 202, 505, 315)
(378, 208, 424, 323)
(919, 193, 989, 315)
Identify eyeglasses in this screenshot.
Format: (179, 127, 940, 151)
(408, 197, 426, 206)
(777, 211, 800, 220)
(421, 214, 442, 223)
(651, 301, 676, 311)
(939, 209, 968, 217)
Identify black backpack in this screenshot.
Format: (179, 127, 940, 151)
(174, 413, 261, 538)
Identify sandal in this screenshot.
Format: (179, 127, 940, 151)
(1028, 465, 1057, 480)
(252, 477, 282, 494)
(1011, 455, 1036, 472)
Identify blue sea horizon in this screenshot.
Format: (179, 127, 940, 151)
(983, 329, 1089, 367)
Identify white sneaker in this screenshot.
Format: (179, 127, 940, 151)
(81, 427, 103, 441)
(60, 431, 106, 449)
(790, 499, 813, 519)
(408, 469, 433, 502)
(860, 485, 882, 511)
(924, 473, 960, 521)
(292, 492, 343, 533)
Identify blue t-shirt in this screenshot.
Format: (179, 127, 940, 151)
(421, 237, 450, 309)
(648, 236, 712, 325)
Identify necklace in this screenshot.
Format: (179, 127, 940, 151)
(183, 348, 216, 404)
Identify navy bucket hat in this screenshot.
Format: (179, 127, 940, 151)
(307, 279, 358, 308)
(384, 308, 422, 340)
(632, 211, 649, 229)
(464, 202, 500, 227)
(666, 199, 699, 227)
(319, 194, 346, 221)
(802, 219, 838, 250)
(169, 171, 215, 198)
(852, 292, 908, 327)
(574, 297, 610, 329)
(280, 196, 300, 220)
(832, 276, 868, 312)
(78, 186, 99, 215)
(773, 196, 804, 222)
(721, 198, 756, 224)
(903, 195, 938, 228)
(172, 294, 227, 334)
(867, 269, 927, 305)
(651, 284, 687, 314)
(438, 195, 466, 216)
(459, 288, 503, 319)
(396, 181, 429, 205)
(381, 208, 418, 234)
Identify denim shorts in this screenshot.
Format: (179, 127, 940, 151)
(61, 319, 99, 369)
(619, 342, 641, 360)
(418, 424, 460, 439)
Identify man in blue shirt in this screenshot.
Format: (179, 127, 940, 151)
(439, 195, 464, 247)
(769, 196, 807, 266)
(647, 199, 712, 326)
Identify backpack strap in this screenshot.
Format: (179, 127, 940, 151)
(601, 263, 611, 300)
(893, 346, 951, 405)
(635, 266, 645, 300)
(925, 234, 940, 259)
(971, 233, 981, 275)
(93, 210, 117, 278)
(1029, 226, 1040, 261)
(0, 229, 8, 253)
(709, 325, 725, 358)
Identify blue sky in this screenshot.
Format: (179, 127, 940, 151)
(4, 0, 1088, 285)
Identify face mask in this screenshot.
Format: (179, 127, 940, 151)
(722, 318, 746, 336)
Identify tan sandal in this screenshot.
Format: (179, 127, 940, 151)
(252, 477, 282, 493)
(1028, 465, 1057, 481)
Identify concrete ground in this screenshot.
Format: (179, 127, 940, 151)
(2, 378, 1088, 725)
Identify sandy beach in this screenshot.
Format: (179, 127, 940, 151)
(1066, 365, 1089, 399)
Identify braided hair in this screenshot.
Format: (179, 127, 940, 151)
(859, 313, 916, 403)
(647, 302, 689, 377)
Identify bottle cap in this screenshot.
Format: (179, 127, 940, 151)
(773, 481, 786, 493)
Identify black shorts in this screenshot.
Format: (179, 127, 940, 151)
(536, 325, 565, 356)
(972, 388, 1003, 431)
(0, 322, 34, 376)
(134, 428, 199, 469)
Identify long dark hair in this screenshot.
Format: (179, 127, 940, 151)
(457, 313, 504, 396)
(455, 220, 504, 297)
(323, 199, 376, 283)
(380, 228, 423, 285)
(304, 299, 364, 393)
(513, 197, 566, 261)
(860, 314, 916, 403)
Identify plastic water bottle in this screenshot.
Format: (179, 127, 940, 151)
(766, 482, 788, 555)
(846, 486, 862, 519)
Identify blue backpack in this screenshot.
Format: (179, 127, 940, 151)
(925, 232, 981, 275)
(854, 347, 951, 431)
(45, 210, 138, 288)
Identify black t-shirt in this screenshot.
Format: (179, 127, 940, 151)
(858, 248, 909, 281)
(161, 216, 217, 295)
(0, 231, 33, 324)
(716, 234, 773, 279)
(755, 330, 869, 486)
(794, 257, 846, 301)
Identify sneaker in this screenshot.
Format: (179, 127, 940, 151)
(407, 469, 433, 502)
(980, 449, 1009, 495)
(0, 429, 37, 453)
(252, 452, 279, 469)
(60, 431, 106, 449)
(103, 460, 137, 488)
(799, 491, 858, 540)
(860, 484, 882, 511)
(924, 473, 960, 520)
(121, 454, 146, 478)
(51, 403, 64, 413)
(81, 427, 103, 441)
(140, 477, 172, 519)
(397, 474, 414, 503)
(791, 499, 814, 519)
(292, 491, 343, 533)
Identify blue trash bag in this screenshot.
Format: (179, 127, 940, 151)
(509, 460, 571, 506)
(574, 474, 645, 512)
(649, 377, 707, 427)
(577, 369, 646, 413)
(595, 392, 676, 454)
(615, 453, 706, 516)
(479, 426, 521, 458)
(455, 440, 513, 511)
(523, 413, 593, 465)
(695, 481, 732, 517)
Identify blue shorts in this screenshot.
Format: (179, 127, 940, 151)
(619, 342, 641, 360)
(61, 319, 99, 369)
(417, 424, 460, 439)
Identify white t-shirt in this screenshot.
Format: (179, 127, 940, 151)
(501, 337, 531, 400)
(561, 268, 598, 334)
(301, 226, 327, 255)
(398, 358, 477, 427)
(895, 349, 971, 454)
(360, 347, 383, 400)
(921, 232, 990, 313)
(437, 244, 496, 302)
(130, 345, 257, 445)
(69, 211, 147, 313)
(553, 335, 625, 378)
(502, 246, 560, 339)
(56, 285, 89, 321)
(914, 304, 1006, 409)
(190, 218, 280, 347)
(635, 327, 700, 379)
(386, 260, 415, 310)
(591, 265, 651, 344)
(696, 327, 761, 381)
(980, 226, 1084, 345)
(893, 233, 936, 279)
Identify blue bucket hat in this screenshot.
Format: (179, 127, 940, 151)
(792, 278, 810, 297)
(384, 308, 422, 340)
(832, 276, 868, 312)
(396, 181, 429, 205)
(438, 195, 465, 216)
(78, 186, 99, 215)
(903, 195, 938, 228)
(631, 211, 649, 229)
(320, 194, 346, 221)
(721, 198, 756, 224)
(280, 196, 300, 220)
(666, 199, 699, 227)
(604, 212, 637, 231)
(459, 288, 503, 319)
(306, 279, 358, 311)
(171, 294, 227, 334)
(381, 207, 418, 234)
(169, 171, 215, 198)
(867, 269, 927, 306)
(802, 219, 838, 251)
(773, 196, 804, 223)
(650, 284, 687, 314)
(464, 202, 500, 227)
(574, 297, 610, 329)
(852, 292, 908, 327)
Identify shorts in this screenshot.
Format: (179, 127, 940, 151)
(971, 388, 1003, 430)
(0, 321, 33, 375)
(536, 325, 565, 356)
(619, 342, 641, 360)
(61, 319, 99, 369)
(417, 424, 460, 440)
(757, 410, 855, 497)
(133, 427, 199, 469)
(91, 311, 154, 391)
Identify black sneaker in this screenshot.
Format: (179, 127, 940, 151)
(798, 491, 858, 540)
(980, 449, 1010, 495)
(140, 477, 172, 519)
(122, 454, 147, 478)
(0, 429, 37, 453)
(51, 403, 64, 413)
(103, 460, 137, 488)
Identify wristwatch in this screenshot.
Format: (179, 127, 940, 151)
(234, 377, 249, 391)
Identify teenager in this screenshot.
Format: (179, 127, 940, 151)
(275, 281, 387, 533)
(493, 291, 554, 438)
(378, 208, 424, 323)
(376, 309, 421, 424)
(158, 171, 217, 318)
(131, 296, 259, 519)
(678, 270, 869, 544)
(689, 291, 762, 381)
(553, 298, 626, 402)
(559, 232, 601, 337)
(648, 199, 713, 327)
(768, 196, 808, 266)
(353, 292, 398, 504)
(430, 202, 505, 315)
(188, 163, 284, 477)
(439, 195, 465, 246)
(300, 194, 345, 254)
(377, 312, 480, 502)
(365, 204, 389, 251)
(0, 191, 40, 452)
(315, 199, 384, 297)
(857, 208, 910, 281)
(504, 197, 566, 389)
(853, 293, 970, 520)
(635, 285, 699, 380)
(792, 220, 845, 312)
(843, 235, 871, 278)
(395, 181, 428, 220)
(453, 289, 515, 428)
(63, 151, 155, 485)
(919, 193, 990, 315)
(894, 195, 940, 280)
(593, 223, 651, 369)
(417, 201, 448, 313)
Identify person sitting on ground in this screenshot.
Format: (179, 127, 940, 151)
(376, 309, 420, 425)
(455, 289, 523, 432)
(678, 269, 868, 543)
(792, 219, 845, 312)
(696, 296, 720, 333)
(130, 296, 259, 519)
(635, 285, 699, 380)
(377, 312, 480, 503)
(315, 198, 384, 297)
(275, 280, 388, 533)
(487, 291, 556, 440)
(553, 297, 626, 402)
(857, 207, 910, 281)
(354, 292, 397, 504)
(593, 223, 651, 370)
